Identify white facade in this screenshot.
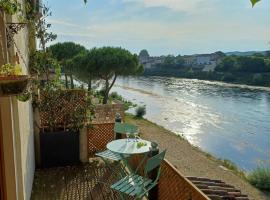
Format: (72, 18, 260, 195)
(183, 53, 222, 70)
(196, 56, 211, 65)
(140, 56, 165, 69)
(0, 2, 35, 199)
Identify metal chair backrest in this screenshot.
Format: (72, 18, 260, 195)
(144, 150, 166, 183)
(114, 122, 138, 134)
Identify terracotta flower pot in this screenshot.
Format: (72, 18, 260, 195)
(0, 75, 29, 96)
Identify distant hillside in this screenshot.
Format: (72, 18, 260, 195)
(226, 51, 267, 56)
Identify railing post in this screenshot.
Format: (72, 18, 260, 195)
(115, 113, 122, 139)
(148, 142, 159, 200)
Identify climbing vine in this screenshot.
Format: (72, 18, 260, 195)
(0, 0, 21, 15)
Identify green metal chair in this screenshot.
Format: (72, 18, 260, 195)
(95, 149, 129, 179)
(111, 150, 166, 200)
(114, 122, 139, 136)
(95, 150, 128, 162)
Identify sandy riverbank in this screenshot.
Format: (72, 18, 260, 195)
(125, 114, 269, 200)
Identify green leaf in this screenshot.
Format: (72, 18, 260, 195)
(250, 0, 261, 7)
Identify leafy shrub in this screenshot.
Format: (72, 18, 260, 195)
(135, 106, 146, 118)
(247, 167, 270, 191)
(221, 73, 236, 82)
(219, 159, 245, 178)
(252, 74, 264, 85)
(110, 91, 119, 99)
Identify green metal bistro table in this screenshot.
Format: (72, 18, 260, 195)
(107, 138, 152, 173)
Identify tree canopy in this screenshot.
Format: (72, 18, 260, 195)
(88, 47, 143, 104)
(139, 49, 150, 59)
(68, 50, 99, 91)
(49, 42, 86, 62)
(216, 55, 270, 73)
(48, 42, 87, 88)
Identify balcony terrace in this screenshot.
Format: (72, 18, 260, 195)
(30, 90, 251, 200)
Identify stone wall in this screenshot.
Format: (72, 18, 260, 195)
(92, 101, 125, 124)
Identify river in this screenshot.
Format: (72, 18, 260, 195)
(111, 76, 270, 171)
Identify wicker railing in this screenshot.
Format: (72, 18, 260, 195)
(158, 160, 210, 200)
(87, 123, 115, 157)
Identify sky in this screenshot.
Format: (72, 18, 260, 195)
(46, 0, 270, 56)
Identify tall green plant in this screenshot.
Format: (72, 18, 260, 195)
(30, 50, 61, 85)
(29, 2, 60, 91)
(248, 167, 270, 191)
(35, 3, 57, 51)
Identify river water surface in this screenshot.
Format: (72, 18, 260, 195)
(111, 76, 270, 170)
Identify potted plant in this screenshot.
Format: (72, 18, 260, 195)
(0, 63, 30, 96)
(38, 88, 93, 168)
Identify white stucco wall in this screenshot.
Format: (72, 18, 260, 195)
(196, 56, 211, 65)
(16, 101, 35, 200)
(11, 3, 35, 199)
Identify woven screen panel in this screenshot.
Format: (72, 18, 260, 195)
(158, 161, 209, 200)
(39, 90, 87, 129)
(87, 123, 115, 157)
(129, 155, 209, 200)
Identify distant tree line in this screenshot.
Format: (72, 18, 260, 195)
(216, 54, 270, 73)
(144, 52, 270, 87)
(158, 55, 185, 69)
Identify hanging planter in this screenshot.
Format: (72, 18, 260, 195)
(0, 63, 30, 97)
(0, 75, 29, 96)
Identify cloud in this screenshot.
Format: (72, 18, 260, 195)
(56, 32, 96, 38)
(122, 0, 216, 13)
(48, 0, 270, 55)
(47, 19, 82, 28)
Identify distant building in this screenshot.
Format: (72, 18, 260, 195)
(183, 52, 224, 71)
(139, 50, 165, 69)
(139, 50, 224, 71)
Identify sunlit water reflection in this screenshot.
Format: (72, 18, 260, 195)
(111, 76, 270, 170)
